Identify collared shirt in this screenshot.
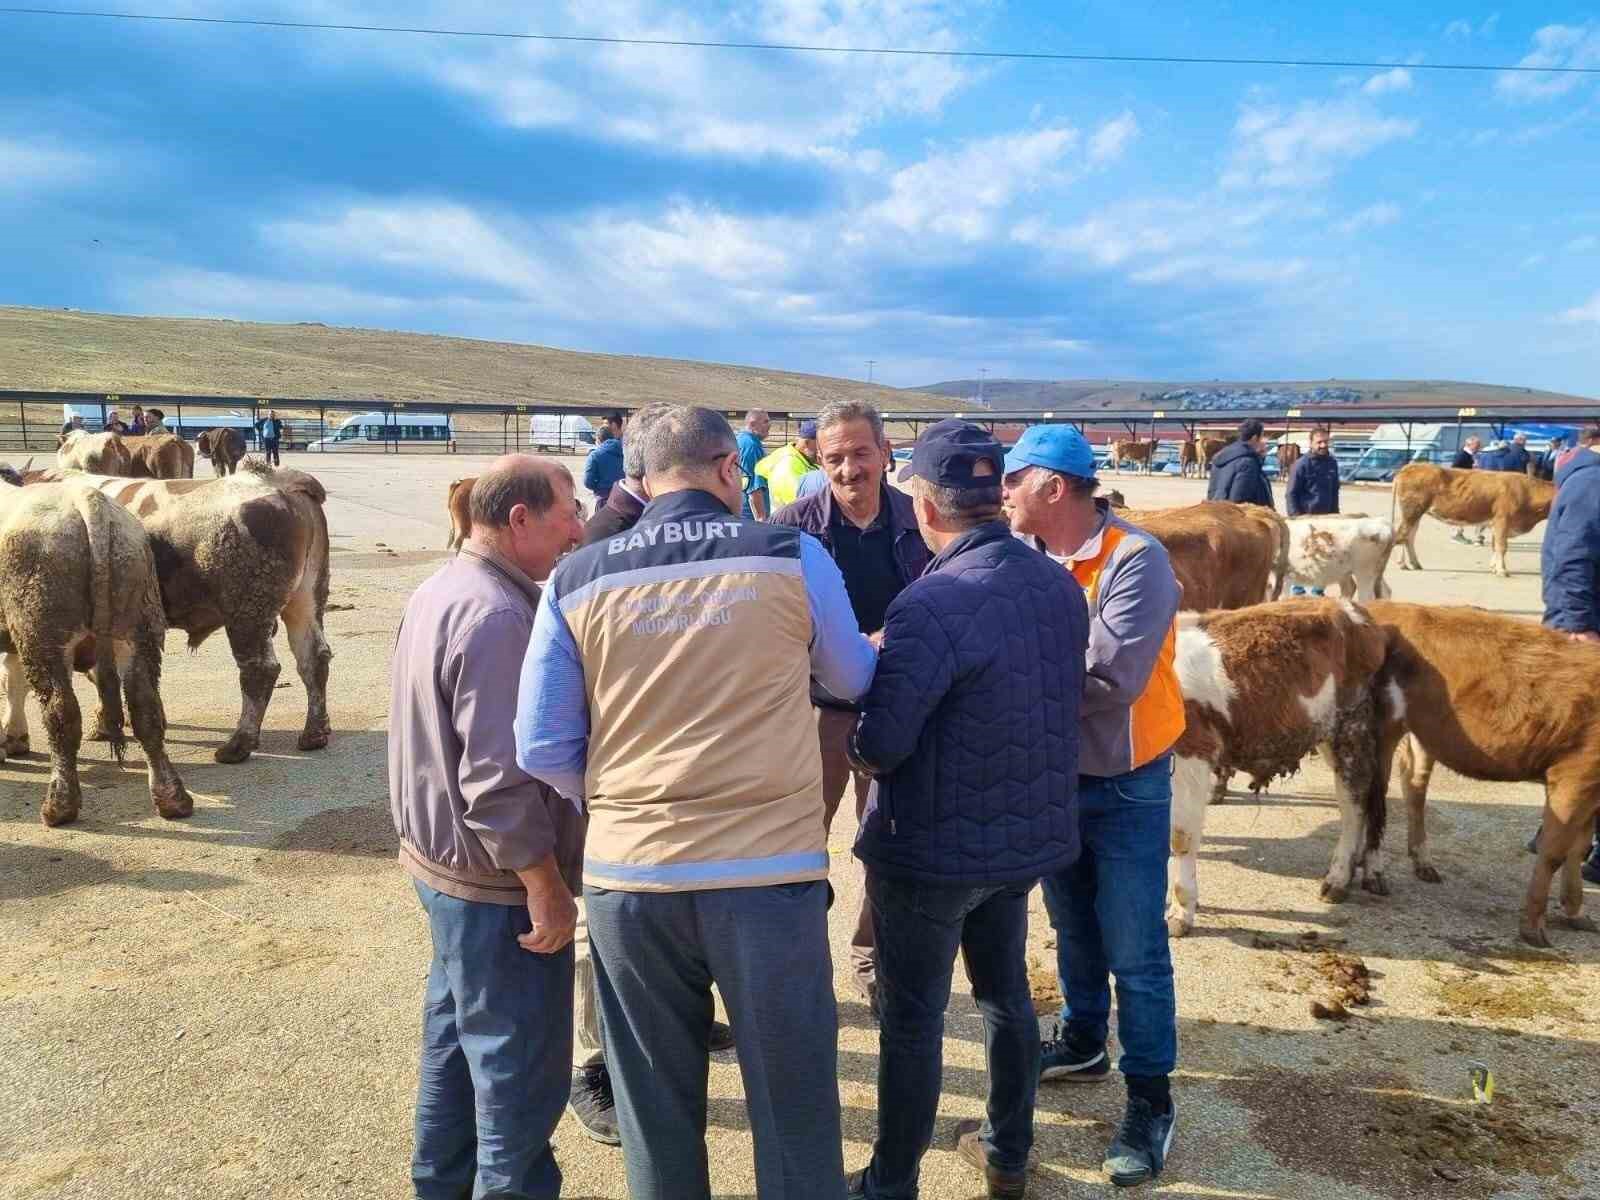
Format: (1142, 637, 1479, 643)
(828, 499, 902, 634)
(736, 430, 767, 518)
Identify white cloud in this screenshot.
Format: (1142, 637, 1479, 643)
(1129, 256, 1308, 285)
(1222, 99, 1418, 190)
(1497, 23, 1600, 101)
(1557, 291, 1600, 324)
(0, 138, 95, 194)
(1522, 252, 1548, 269)
(1335, 202, 1401, 234)
(1566, 235, 1600, 253)
(1087, 111, 1140, 164)
(120, 269, 418, 320)
(1446, 15, 1498, 40)
(1363, 68, 1414, 96)
(871, 126, 1079, 241)
(1444, 19, 1475, 40)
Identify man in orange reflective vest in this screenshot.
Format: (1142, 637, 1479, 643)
(1002, 423, 1184, 1188)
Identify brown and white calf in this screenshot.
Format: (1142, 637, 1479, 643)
(1166, 599, 1390, 936)
(1106, 439, 1157, 474)
(1285, 515, 1394, 600)
(1366, 601, 1600, 947)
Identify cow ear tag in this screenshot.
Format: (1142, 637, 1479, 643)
(1468, 1062, 1494, 1105)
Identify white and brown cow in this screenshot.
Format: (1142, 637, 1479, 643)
(1178, 440, 1200, 478)
(1106, 439, 1158, 474)
(1285, 515, 1394, 600)
(1166, 599, 1390, 936)
(0, 477, 191, 825)
(1122, 501, 1289, 611)
(197, 427, 247, 477)
(57, 429, 133, 475)
(1392, 463, 1554, 577)
(1366, 601, 1600, 947)
(53, 464, 333, 763)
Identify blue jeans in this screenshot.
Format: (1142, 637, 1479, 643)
(1041, 756, 1178, 1083)
(586, 881, 844, 1200)
(862, 875, 1039, 1198)
(412, 882, 574, 1200)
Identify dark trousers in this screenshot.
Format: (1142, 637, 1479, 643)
(861, 875, 1039, 1198)
(412, 882, 573, 1200)
(1042, 756, 1178, 1085)
(262, 439, 281, 466)
(586, 881, 844, 1200)
(817, 704, 876, 988)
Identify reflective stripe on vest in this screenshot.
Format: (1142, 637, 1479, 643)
(1069, 523, 1186, 770)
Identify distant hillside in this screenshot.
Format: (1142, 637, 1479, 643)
(915, 377, 1596, 412)
(0, 306, 941, 414)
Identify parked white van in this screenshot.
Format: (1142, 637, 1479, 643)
(307, 411, 452, 451)
(527, 414, 597, 452)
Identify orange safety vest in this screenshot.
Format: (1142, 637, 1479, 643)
(1066, 521, 1186, 770)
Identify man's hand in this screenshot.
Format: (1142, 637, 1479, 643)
(868, 629, 886, 649)
(515, 855, 577, 954)
(1569, 631, 1600, 645)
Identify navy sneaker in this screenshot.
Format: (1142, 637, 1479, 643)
(845, 1168, 870, 1198)
(1104, 1096, 1176, 1187)
(568, 1062, 621, 1145)
(1039, 1022, 1111, 1083)
(709, 1021, 735, 1053)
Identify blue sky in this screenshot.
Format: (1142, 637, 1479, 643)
(2, 3, 1598, 393)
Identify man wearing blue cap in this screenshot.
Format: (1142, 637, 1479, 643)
(1002, 422, 1184, 1188)
(846, 419, 1088, 1200)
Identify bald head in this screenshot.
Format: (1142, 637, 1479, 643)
(468, 453, 583, 581)
(470, 454, 570, 530)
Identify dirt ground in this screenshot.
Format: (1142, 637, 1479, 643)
(2, 456, 1596, 1200)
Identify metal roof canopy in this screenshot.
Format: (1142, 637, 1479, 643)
(5, 389, 1594, 427)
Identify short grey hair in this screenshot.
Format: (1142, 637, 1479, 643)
(470, 461, 568, 528)
(816, 399, 884, 444)
(641, 405, 737, 478)
(745, 407, 769, 425)
(623, 403, 673, 480)
(911, 474, 1003, 529)
(1025, 466, 1097, 500)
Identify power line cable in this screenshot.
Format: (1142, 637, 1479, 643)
(1, 6, 1597, 76)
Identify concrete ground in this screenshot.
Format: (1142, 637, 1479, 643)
(2, 453, 1596, 1200)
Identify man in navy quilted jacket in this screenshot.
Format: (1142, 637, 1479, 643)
(845, 419, 1088, 1200)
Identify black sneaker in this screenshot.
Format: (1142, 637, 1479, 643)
(709, 1021, 735, 1052)
(845, 1168, 870, 1198)
(1039, 1022, 1111, 1083)
(568, 1062, 620, 1145)
(1583, 848, 1600, 886)
(1526, 828, 1540, 855)
(1103, 1096, 1176, 1187)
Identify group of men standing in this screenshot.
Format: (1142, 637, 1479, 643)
(390, 400, 1187, 1199)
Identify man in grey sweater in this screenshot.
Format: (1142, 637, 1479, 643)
(389, 454, 587, 1199)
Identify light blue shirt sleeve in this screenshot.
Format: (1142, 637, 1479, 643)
(513, 579, 590, 804)
(800, 533, 877, 701)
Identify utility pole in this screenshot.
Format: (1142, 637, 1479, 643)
(866, 360, 876, 384)
(978, 367, 987, 407)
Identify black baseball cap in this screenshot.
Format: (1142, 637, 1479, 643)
(897, 418, 1004, 487)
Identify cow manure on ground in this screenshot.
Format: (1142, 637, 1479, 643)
(1251, 931, 1371, 1018)
(1223, 1069, 1582, 1198)
(256, 804, 396, 877)
(1431, 970, 1583, 1024)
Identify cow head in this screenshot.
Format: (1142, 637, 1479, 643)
(0, 464, 20, 488)
(197, 430, 214, 456)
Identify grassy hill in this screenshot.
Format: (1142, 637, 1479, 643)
(0, 306, 940, 415)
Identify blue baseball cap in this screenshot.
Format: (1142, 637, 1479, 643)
(1003, 424, 1097, 480)
(897, 419, 1004, 487)
(798, 419, 819, 438)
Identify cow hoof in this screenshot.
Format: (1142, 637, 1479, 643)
(1319, 880, 1349, 903)
(87, 726, 120, 743)
(41, 784, 82, 827)
(1518, 923, 1552, 949)
(1413, 861, 1443, 884)
(2, 734, 27, 756)
(296, 729, 330, 752)
(154, 785, 194, 820)
(1557, 914, 1599, 934)
(214, 737, 255, 764)
(1362, 872, 1391, 897)
(1165, 912, 1191, 938)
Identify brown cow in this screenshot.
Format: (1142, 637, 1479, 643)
(1367, 601, 1600, 947)
(197, 428, 247, 477)
(1392, 463, 1554, 577)
(1167, 599, 1390, 935)
(1178, 440, 1200, 478)
(0, 477, 191, 825)
(446, 476, 476, 551)
(56, 430, 133, 475)
(60, 464, 333, 763)
(1276, 441, 1302, 473)
(1120, 501, 1289, 611)
(123, 433, 196, 480)
(1106, 439, 1157, 474)
(1197, 437, 1228, 475)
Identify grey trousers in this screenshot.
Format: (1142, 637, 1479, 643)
(586, 881, 845, 1200)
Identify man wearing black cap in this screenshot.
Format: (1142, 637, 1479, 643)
(846, 419, 1089, 1200)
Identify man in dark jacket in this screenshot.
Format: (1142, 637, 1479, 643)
(582, 427, 625, 505)
(1205, 419, 1274, 508)
(581, 405, 670, 548)
(1502, 433, 1532, 475)
(1286, 428, 1340, 518)
(1540, 444, 1600, 883)
(770, 399, 929, 1014)
(846, 420, 1088, 1200)
(1449, 435, 1481, 470)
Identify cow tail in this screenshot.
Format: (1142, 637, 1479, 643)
(73, 487, 128, 763)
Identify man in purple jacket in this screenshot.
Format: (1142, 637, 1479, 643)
(389, 454, 587, 1199)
